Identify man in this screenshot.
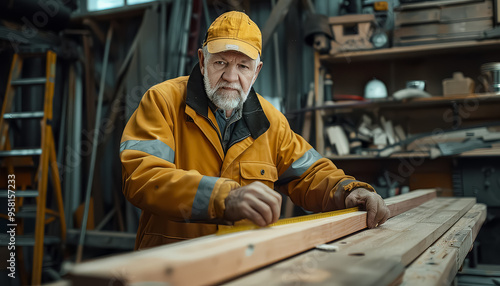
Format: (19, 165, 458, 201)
(120, 11, 389, 250)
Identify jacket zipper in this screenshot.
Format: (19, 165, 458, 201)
(228, 133, 251, 150)
(196, 113, 223, 144)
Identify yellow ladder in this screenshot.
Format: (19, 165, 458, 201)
(0, 48, 66, 285)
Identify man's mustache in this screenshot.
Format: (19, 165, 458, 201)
(216, 82, 243, 93)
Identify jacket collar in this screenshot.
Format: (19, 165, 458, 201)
(186, 63, 270, 139)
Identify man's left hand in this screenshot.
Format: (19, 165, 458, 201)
(345, 188, 390, 228)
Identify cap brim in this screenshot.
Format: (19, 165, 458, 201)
(206, 39, 259, 60)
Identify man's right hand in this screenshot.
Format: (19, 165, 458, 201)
(224, 182, 282, 226)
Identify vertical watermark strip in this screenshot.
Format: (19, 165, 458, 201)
(6, 174, 16, 279)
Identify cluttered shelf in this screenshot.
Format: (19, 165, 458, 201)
(311, 7, 500, 161)
(319, 39, 500, 64)
(321, 117, 500, 161)
(287, 93, 500, 117)
(307, 0, 500, 195)
(322, 92, 500, 114)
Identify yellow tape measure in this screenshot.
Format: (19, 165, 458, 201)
(216, 206, 360, 235)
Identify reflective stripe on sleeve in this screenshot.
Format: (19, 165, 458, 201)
(120, 140, 175, 163)
(191, 176, 218, 220)
(277, 148, 323, 185)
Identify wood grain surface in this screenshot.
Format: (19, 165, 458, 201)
(68, 190, 437, 286)
(224, 197, 476, 286)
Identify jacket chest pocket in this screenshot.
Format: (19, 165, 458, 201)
(240, 161, 278, 189)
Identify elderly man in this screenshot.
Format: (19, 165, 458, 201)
(120, 11, 389, 250)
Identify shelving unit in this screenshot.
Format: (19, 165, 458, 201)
(312, 39, 500, 192)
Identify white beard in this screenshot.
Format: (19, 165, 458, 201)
(203, 66, 253, 112)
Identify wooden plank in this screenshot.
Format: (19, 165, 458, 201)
(395, 0, 482, 10)
(395, 8, 441, 27)
(314, 53, 325, 155)
(328, 14, 375, 25)
(224, 196, 476, 286)
(319, 39, 500, 63)
(384, 188, 438, 216)
(393, 19, 493, 39)
(224, 196, 440, 286)
(68, 190, 437, 286)
(440, 0, 493, 22)
(297, 92, 500, 114)
(395, 0, 493, 26)
(301, 85, 315, 142)
(260, 0, 294, 50)
(496, 0, 500, 24)
(401, 203, 486, 286)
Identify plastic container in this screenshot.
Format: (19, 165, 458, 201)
(481, 62, 500, 93)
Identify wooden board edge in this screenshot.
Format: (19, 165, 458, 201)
(399, 203, 487, 286)
(386, 189, 437, 218)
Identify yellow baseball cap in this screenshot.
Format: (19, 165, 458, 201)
(203, 11, 262, 60)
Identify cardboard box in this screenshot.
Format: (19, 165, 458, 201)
(328, 14, 375, 53)
(395, 0, 493, 26)
(393, 19, 493, 45)
(442, 72, 475, 96)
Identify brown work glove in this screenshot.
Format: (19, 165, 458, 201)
(345, 188, 390, 228)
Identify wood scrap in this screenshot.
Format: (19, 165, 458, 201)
(326, 126, 350, 155)
(314, 54, 325, 155)
(381, 116, 397, 145)
(82, 18, 106, 44)
(394, 124, 407, 141)
(261, 0, 294, 50)
(301, 83, 315, 142)
(329, 14, 375, 53)
(67, 190, 437, 286)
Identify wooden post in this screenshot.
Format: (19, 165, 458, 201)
(314, 52, 325, 155)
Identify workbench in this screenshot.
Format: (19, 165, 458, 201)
(67, 190, 485, 286)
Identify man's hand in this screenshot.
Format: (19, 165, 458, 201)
(345, 188, 390, 228)
(224, 182, 282, 226)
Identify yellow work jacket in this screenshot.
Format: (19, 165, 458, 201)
(120, 64, 374, 250)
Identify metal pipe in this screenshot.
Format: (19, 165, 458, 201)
(72, 62, 83, 228)
(64, 64, 75, 230)
(76, 25, 113, 263)
(166, 0, 182, 78)
(178, 0, 193, 76)
(271, 0, 283, 110)
(202, 0, 211, 29)
(159, 0, 167, 80)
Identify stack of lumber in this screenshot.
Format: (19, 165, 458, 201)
(67, 190, 485, 286)
(227, 197, 485, 286)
